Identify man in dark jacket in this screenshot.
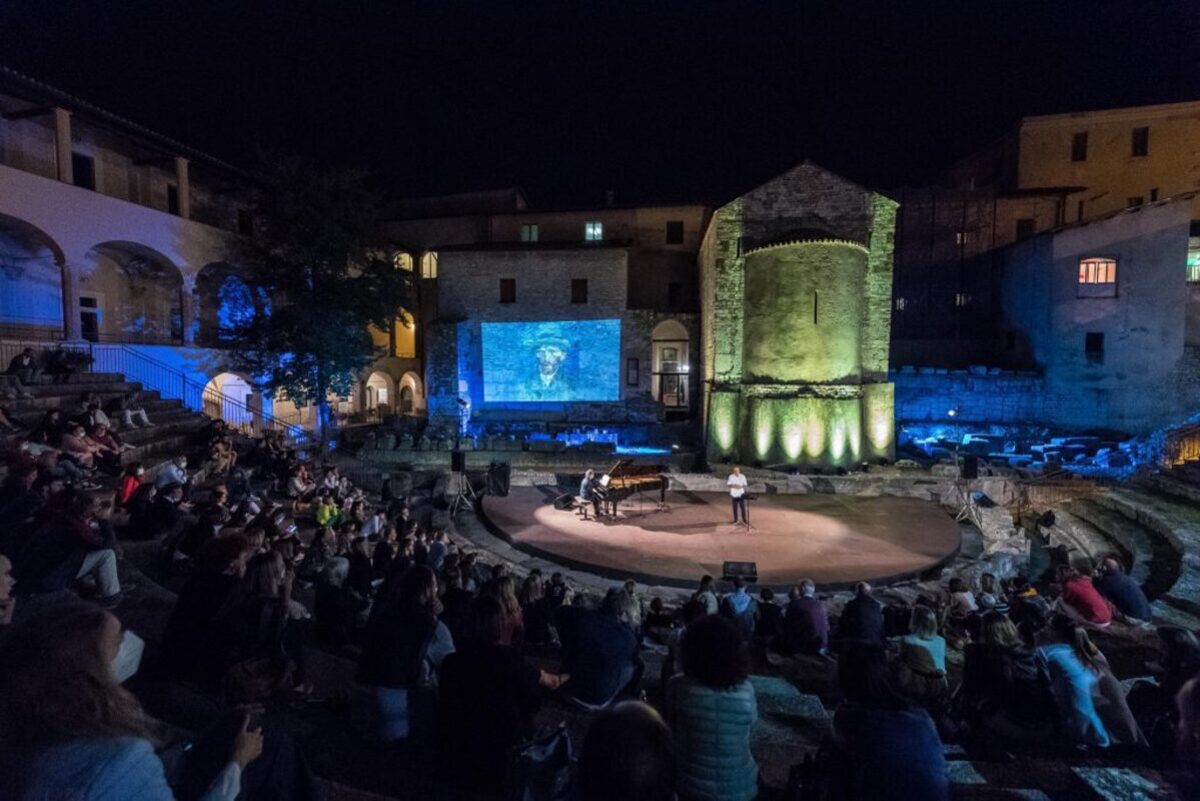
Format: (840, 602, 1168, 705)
(777, 579, 830, 655)
(1094, 557, 1152, 622)
(557, 588, 642, 706)
(6, 347, 38, 384)
(836, 582, 884, 647)
(15, 491, 121, 602)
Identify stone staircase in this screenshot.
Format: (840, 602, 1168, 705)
(5, 371, 209, 465)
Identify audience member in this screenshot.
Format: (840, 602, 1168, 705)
(720, 575, 759, 639)
(755, 587, 782, 643)
(693, 574, 719, 615)
(557, 587, 643, 707)
(1007, 575, 1051, 644)
(1038, 614, 1111, 747)
(837, 582, 884, 647)
(6, 347, 38, 385)
(776, 579, 828, 656)
(895, 604, 948, 705)
(830, 644, 949, 801)
(956, 611, 1055, 743)
(14, 491, 121, 604)
(578, 702, 676, 801)
(1054, 565, 1112, 629)
(667, 613, 758, 801)
(1094, 557, 1152, 623)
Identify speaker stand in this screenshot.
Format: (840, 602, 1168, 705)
(449, 471, 477, 516)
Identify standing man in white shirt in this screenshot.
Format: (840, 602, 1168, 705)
(727, 466, 749, 524)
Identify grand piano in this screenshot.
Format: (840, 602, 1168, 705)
(593, 459, 670, 517)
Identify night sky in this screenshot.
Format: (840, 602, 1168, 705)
(2, 1, 1198, 207)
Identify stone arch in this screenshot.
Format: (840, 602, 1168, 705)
(399, 370, 424, 414)
(82, 241, 183, 343)
(0, 213, 66, 338)
(393, 250, 413, 272)
(194, 261, 262, 346)
(363, 370, 395, 415)
(651, 319, 690, 408)
(202, 371, 256, 428)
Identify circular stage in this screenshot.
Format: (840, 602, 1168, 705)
(480, 488, 962, 589)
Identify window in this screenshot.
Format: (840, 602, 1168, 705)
(955, 293, 973, 307)
(237, 210, 254, 236)
(1085, 332, 1105, 364)
(521, 224, 539, 242)
(1127, 196, 1144, 208)
(584, 221, 603, 241)
(167, 185, 179, 215)
(499, 278, 516, 303)
(955, 231, 967, 245)
(1131, 126, 1150, 157)
(667, 281, 683, 310)
(419, 252, 438, 279)
(571, 278, 588, 304)
(626, 358, 639, 386)
(894, 297, 907, 311)
(71, 152, 95, 190)
(665, 220, 684, 245)
(1071, 131, 1088, 162)
(1077, 200, 1085, 221)
(1150, 188, 1159, 202)
(1078, 257, 1118, 298)
(1015, 218, 1035, 241)
(393, 251, 413, 271)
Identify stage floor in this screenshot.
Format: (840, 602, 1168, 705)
(480, 488, 962, 589)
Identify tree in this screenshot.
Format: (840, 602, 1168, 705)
(227, 156, 412, 453)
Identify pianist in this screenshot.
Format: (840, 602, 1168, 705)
(579, 468, 602, 519)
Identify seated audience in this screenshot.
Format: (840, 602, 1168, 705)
(115, 463, 145, 509)
(113, 391, 152, 429)
(42, 345, 75, 383)
(895, 604, 948, 705)
(578, 701, 676, 801)
(692, 574, 719, 615)
(1094, 556, 1152, 623)
(776, 579, 829, 656)
(14, 491, 121, 604)
(154, 455, 190, 492)
(438, 596, 567, 792)
(0, 604, 263, 801)
(313, 557, 368, 649)
(519, 572, 555, 646)
(1055, 565, 1112, 629)
(354, 565, 455, 742)
(755, 587, 782, 644)
(1007, 575, 1051, 644)
(1038, 614, 1111, 747)
(956, 611, 1055, 742)
(557, 586, 643, 707)
(978, 572, 1008, 615)
(667, 613, 758, 801)
(830, 644, 949, 801)
(947, 577, 979, 619)
(837, 582, 884, 647)
(6, 347, 39, 385)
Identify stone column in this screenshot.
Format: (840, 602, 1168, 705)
(53, 108, 73, 184)
(61, 261, 82, 341)
(180, 281, 196, 345)
(174, 157, 191, 219)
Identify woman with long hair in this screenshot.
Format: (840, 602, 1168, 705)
(519, 572, 555, 646)
(354, 565, 455, 742)
(0, 604, 261, 800)
(895, 604, 948, 705)
(956, 611, 1055, 743)
(481, 573, 525, 646)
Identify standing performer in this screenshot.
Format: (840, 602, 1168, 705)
(727, 465, 749, 524)
(579, 468, 602, 519)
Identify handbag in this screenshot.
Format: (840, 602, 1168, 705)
(506, 722, 574, 801)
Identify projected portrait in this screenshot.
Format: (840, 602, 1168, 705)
(482, 319, 621, 402)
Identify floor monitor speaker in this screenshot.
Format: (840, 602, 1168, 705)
(722, 561, 759, 584)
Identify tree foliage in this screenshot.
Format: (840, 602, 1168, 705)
(226, 156, 411, 441)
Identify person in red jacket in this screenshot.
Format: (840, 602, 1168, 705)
(1055, 565, 1112, 629)
(115, 463, 145, 509)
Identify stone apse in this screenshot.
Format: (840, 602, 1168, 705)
(700, 162, 897, 467)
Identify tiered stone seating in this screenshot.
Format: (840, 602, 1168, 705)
(6, 370, 209, 464)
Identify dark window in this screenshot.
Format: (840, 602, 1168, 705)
(813, 291, 819, 324)
(667, 281, 683, 310)
(571, 278, 588, 304)
(237, 210, 254, 236)
(1077, 200, 1085, 221)
(1015, 218, 1035, 240)
(167, 185, 179, 215)
(1085, 332, 1105, 364)
(499, 278, 516, 303)
(1150, 188, 1159, 202)
(71, 152, 95, 190)
(626, 357, 639, 386)
(1131, 126, 1149, 157)
(1071, 131, 1088, 162)
(665, 220, 684, 244)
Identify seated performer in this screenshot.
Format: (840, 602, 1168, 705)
(579, 468, 602, 520)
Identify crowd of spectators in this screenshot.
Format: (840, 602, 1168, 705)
(0, 361, 1199, 800)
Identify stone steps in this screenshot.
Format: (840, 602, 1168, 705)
(1064, 500, 1161, 589)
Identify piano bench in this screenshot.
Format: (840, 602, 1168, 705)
(573, 497, 591, 520)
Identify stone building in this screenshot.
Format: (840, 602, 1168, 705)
(698, 162, 897, 467)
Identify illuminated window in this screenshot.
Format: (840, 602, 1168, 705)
(1187, 230, 1200, 283)
(520, 224, 539, 242)
(955, 293, 972, 307)
(1078, 257, 1118, 298)
(584, 221, 603, 241)
(1071, 132, 1088, 162)
(894, 297, 907, 311)
(1131, 126, 1149, 157)
(1078, 257, 1116, 284)
(393, 251, 413, 271)
(419, 252, 438, 279)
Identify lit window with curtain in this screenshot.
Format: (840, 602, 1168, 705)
(1078, 257, 1117, 298)
(420, 252, 438, 278)
(393, 251, 413, 271)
